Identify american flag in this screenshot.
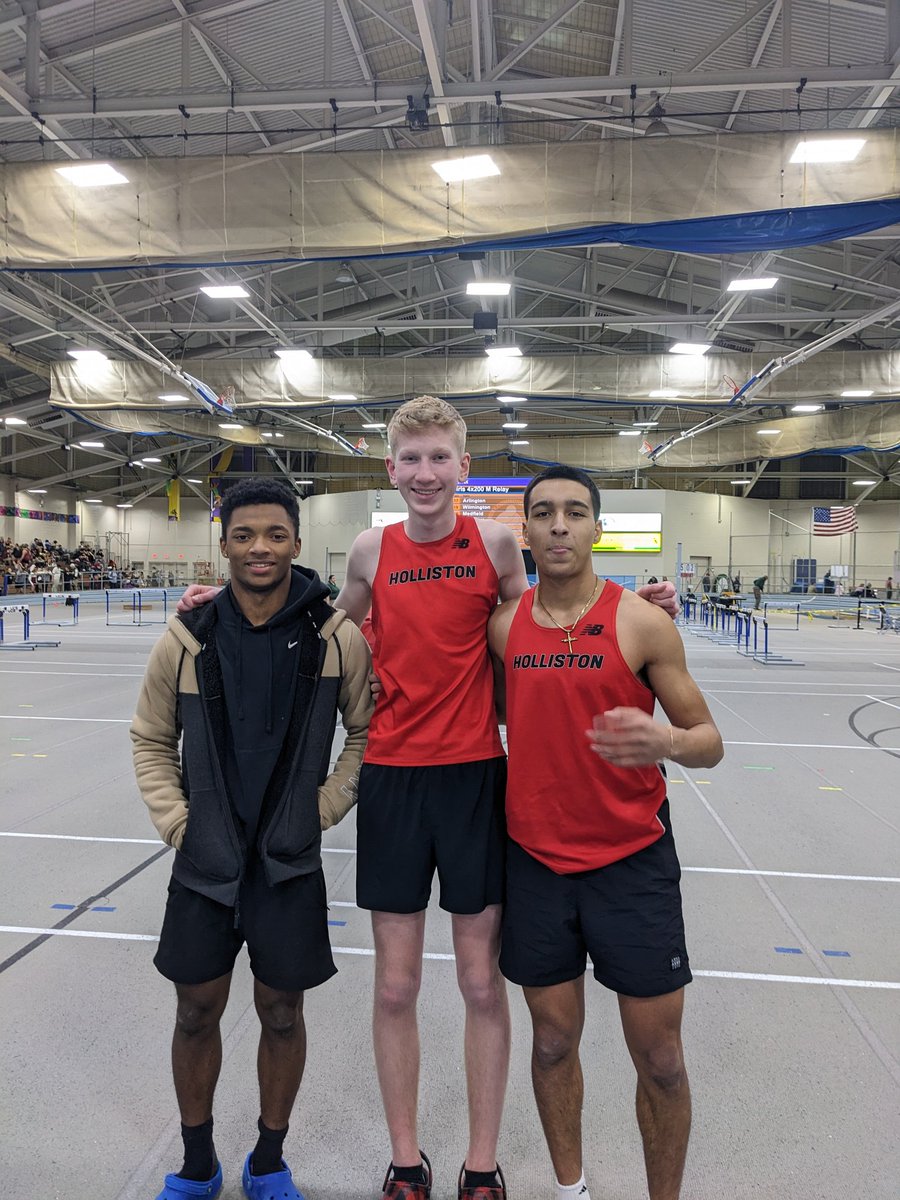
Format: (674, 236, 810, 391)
(813, 506, 858, 536)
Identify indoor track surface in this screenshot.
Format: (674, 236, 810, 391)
(1, 599, 898, 1199)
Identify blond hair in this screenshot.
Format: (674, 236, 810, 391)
(387, 395, 467, 457)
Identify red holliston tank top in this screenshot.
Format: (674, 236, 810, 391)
(364, 515, 504, 766)
(504, 580, 666, 873)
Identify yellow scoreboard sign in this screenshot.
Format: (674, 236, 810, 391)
(592, 513, 662, 554)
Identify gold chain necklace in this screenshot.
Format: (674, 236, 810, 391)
(534, 577, 600, 652)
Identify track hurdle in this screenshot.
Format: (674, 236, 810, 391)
(737, 612, 803, 666)
(105, 588, 169, 627)
(0, 605, 61, 651)
(31, 592, 79, 628)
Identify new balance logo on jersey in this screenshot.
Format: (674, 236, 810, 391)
(579, 623, 605, 636)
(451, 537, 470, 549)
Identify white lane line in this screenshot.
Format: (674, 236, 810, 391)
(867, 695, 900, 712)
(2, 833, 897, 883)
(0, 714, 131, 723)
(708, 690, 900, 698)
(0, 670, 144, 678)
(0, 831, 355, 854)
(874, 662, 900, 672)
(723, 740, 881, 750)
(683, 867, 900, 883)
(0, 926, 894, 986)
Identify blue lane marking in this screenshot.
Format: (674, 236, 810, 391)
(327, 920, 347, 927)
(775, 947, 803, 954)
(823, 949, 851, 957)
(51, 903, 76, 911)
(51, 903, 116, 912)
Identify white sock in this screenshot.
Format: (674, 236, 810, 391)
(556, 1173, 590, 1200)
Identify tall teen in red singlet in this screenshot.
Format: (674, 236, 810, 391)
(337, 398, 528, 1200)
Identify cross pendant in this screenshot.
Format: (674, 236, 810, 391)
(561, 630, 576, 652)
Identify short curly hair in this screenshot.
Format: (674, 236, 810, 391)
(219, 478, 300, 538)
(387, 395, 467, 457)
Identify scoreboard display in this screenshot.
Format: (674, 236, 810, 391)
(453, 479, 662, 554)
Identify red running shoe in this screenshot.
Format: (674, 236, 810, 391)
(382, 1152, 433, 1200)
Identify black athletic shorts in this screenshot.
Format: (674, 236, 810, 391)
(154, 855, 337, 993)
(500, 800, 692, 998)
(356, 756, 507, 915)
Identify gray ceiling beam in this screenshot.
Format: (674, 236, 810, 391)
(410, 0, 456, 147)
(335, 0, 397, 150)
(724, 0, 782, 130)
(17, 63, 900, 120)
(488, 0, 584, 80)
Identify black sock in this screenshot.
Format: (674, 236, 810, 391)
(250, 1117, 289, 1176)
(464, 1168, 500, 1189)
(177, 1117, 216, 1182)
(392, 1163, 427, 1185)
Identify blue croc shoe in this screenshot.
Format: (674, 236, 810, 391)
(154, 1163, 223, 1199)
(242, 1152, 305, 1200)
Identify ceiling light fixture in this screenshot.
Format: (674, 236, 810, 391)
(158, 393, 188, 402)
(790, 138, 866, 164)
(334, 262, 355, 284)
(187, 478, 203, 483)
(218, 422, 243, 430)
(68, 349, 108, 362)
(275, 348, 314, 363)
(852, 479, 877, 485)
(328, 393, 358, 401)
(508, 439, 529, 446)
(645, 95, 669, 137)
(727, 277, 779, 292)
(730, 479, 751, 484)
(431, 154, 500, 183)
(141, 456, 161, 463)
(485, 345, 522, 359)
(116, 503, 133, 508)
(633, 421, 658, 427)
(362, 422, 387, 430)
(261, 432, 274, 438)
(201, 284, 249, 299)
(841, 389, 874, 398)
(648, 389, 678, 398)
(467, 281, 511, 296)
(791, 404, 824, 413)
(618, 429, 642, 437)
(274, 432, 284, 438)
(757, 428, 782, 436)
(28, 488, 47, 493)
(296, 479, 314, 485)
(55, 163, 128, 187)
(497, 394, 527, 404)
(84, 498, 102, 504)
(4, 416, 27, 425)
(79, 440, 104, 448)
(502, 421, 528, 430)
(669, 342, 711, 355)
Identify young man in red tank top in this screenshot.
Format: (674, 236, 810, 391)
(488, 466, 723, 1200)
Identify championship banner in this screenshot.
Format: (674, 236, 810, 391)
(165, 478, 181, 522)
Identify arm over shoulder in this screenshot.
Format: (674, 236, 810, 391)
(335, 527, 382, 625)
(480, 519, 528, 602)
